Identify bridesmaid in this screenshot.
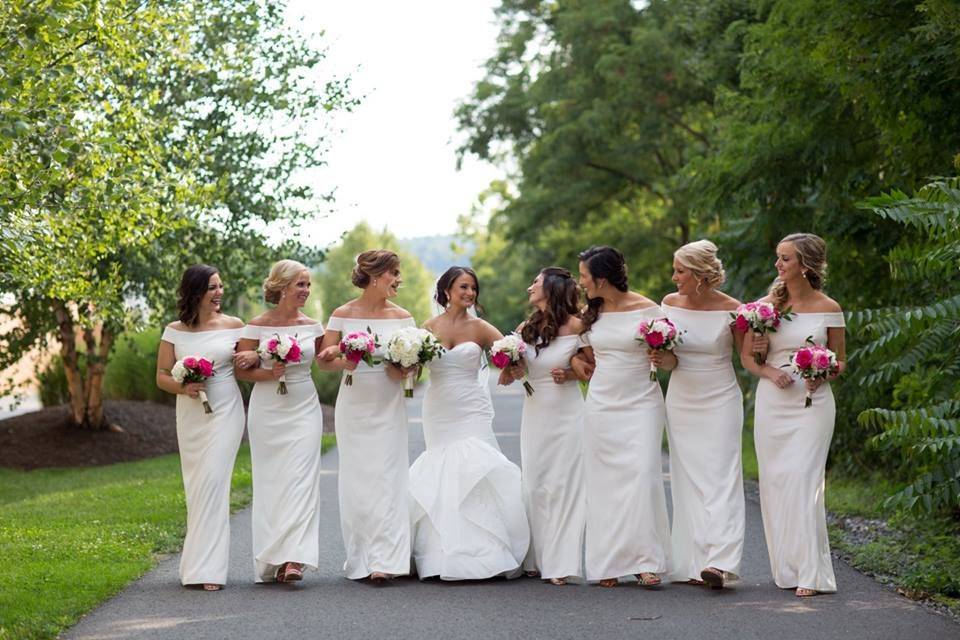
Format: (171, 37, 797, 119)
(156, 265, 255, 591)
(501, 267, 585, 586)
(570, 246, 671, 587)
(236, 259, 327, 584)
(741, 233, 846, 597)
(318, 250, 416, 582)
(653, 240, 745, 589)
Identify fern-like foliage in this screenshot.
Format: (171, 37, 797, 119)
(853, 177, 960, 513)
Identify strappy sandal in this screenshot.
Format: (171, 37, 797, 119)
(636, 572, 661, 587)
(369, 572, 388, 584)
(598, 578, 618, 588)
(549, 577, 567, 586)
(202, 583, 222, 591)
(700, 567, 724, 590)
(525, 570, 540, 578)
(277, 562, 303, 583)
(685, 578, 705, 586)
(796, 588, 818, 597)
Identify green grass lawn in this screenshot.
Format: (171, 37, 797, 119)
(0, 434, 336, 640)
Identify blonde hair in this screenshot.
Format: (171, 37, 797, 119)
(263, 259, 309, 304)
(675, 239, 725, 289)
(769, 232, 827, 309)
(351, 249, 400, 288)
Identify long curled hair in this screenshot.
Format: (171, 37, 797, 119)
(521, 267, 580, 355)
(177, 264, 219, 327)
(435, 266, 484, 315)
(769, 233, 827, 310)
(578, 246, 629, 334)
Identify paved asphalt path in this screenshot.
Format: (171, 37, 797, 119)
(66, 382, 960, 640)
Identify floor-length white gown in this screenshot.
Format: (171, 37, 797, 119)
(662, 305, 744, 582)
(327, 316, 415, 579)
(755, 312, 844, 592)
(161, 325, 245, 586)
(242, 323, 324, 582)
(408, 341, 529, 580)
(582, 308, 671, 581)
(520, 335, 585, 581)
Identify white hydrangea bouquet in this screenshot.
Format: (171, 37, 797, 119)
(490, 333, 534, 396)
(383, 327, 445, 397)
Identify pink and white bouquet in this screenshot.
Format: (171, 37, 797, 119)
(636, 317, 683, 381)
(258, 333, 303, 395)
(339, 330, 379, 386)
(730, 301, 793, 364)
(786, 338, 838, 408)
(490, 334, 534, 396)
(170, 356, 215, 413)
(383, 327, 445, 397)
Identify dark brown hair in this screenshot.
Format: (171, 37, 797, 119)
(351, 249, 400, 288)
(578, 246, 628, 333)
(435, 266, 484, 315)
(521, 267, 580, 355)
(177, 264, 219, 327)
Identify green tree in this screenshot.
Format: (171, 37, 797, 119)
(853, 176, 960, 513)
(0, 0, 355, 429)
(314, 222, 434, 324)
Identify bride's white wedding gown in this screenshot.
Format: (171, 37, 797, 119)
(408, 341, 530, 580)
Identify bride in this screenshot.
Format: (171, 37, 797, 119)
(408, 266, 530, 580)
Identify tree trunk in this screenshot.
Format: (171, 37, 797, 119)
(53, 300, 87, 427)
(84, 323, 114, 429)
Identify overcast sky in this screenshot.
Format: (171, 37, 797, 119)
(285, 0, 504, 245)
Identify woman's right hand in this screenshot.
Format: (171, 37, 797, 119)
(570, 356, 594, 381)
(183, 382, 206, 398)
(339, 358, 358, 372)
(271, 363, 286, 380)
(764, 366, 794, 389)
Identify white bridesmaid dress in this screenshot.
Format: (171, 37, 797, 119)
(327, 316, 415, 579)
(754, 312, 844, 592)
(160, 326, 245, 586)
(520, 335, 585, 581)
(662, 305, 744, 582)
(408, 341, 530, 580)
(582, 308, 671, 581)
(242, 322, 324, 582)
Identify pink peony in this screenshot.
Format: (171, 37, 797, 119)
(814, 352, 832, 370)
(198, 359, 214, 377)
(345, 350, 364, 364)
(744, 302, 757, 312)
(646, 332, 665, 348)
(287, 343, 302, 363)
(183, 356, 198, 369)
(758, 304, 774, 320)
(267, 338, 279, 352)
(794, 348, 814, 368)
(735, 315, 749, 333)
(491, 351, 512, 369)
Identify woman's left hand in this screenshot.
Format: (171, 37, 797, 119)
(550, 368, 568, 385)
(805, 378, 823, 393)
(647, 348, 664, 368)
(233, 350, 259, 369)
(317, 345, 340, 362)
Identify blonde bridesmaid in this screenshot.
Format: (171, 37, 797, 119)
(653, 240, 745, 589)
(742, 233, 846, 597)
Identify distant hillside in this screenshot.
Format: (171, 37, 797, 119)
(399, 235, 474, 275)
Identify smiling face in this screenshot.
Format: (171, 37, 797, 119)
(283, 270, 311, 307)
(671, 258, 700, 296)
(377, 266, 402, 299)
(527, 273, 546, 307)
(202, 273, 224, 312)
(578, 261, 602, 299)
(446, 272, 478, 309)
(775, 242, 804, 283)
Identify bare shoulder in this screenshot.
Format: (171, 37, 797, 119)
(219, 315, 245, 329)
(714, 292, 741, 311)
(385, 301, 414, 319)
(166, 320, 187, 331)
(625, 292, 658, 311)
(297, 314, 320, 326)
(661, 292, 681, 307)
(422, 316, 440, 332)
(245, 313, 272, 327)
(560, 316, 583, 336)
(329, 301, 357, 318)
(756, 294, 775, 305)
(813, 293, 843, 313)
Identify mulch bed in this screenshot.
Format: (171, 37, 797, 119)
(0, 399, 336, 471)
